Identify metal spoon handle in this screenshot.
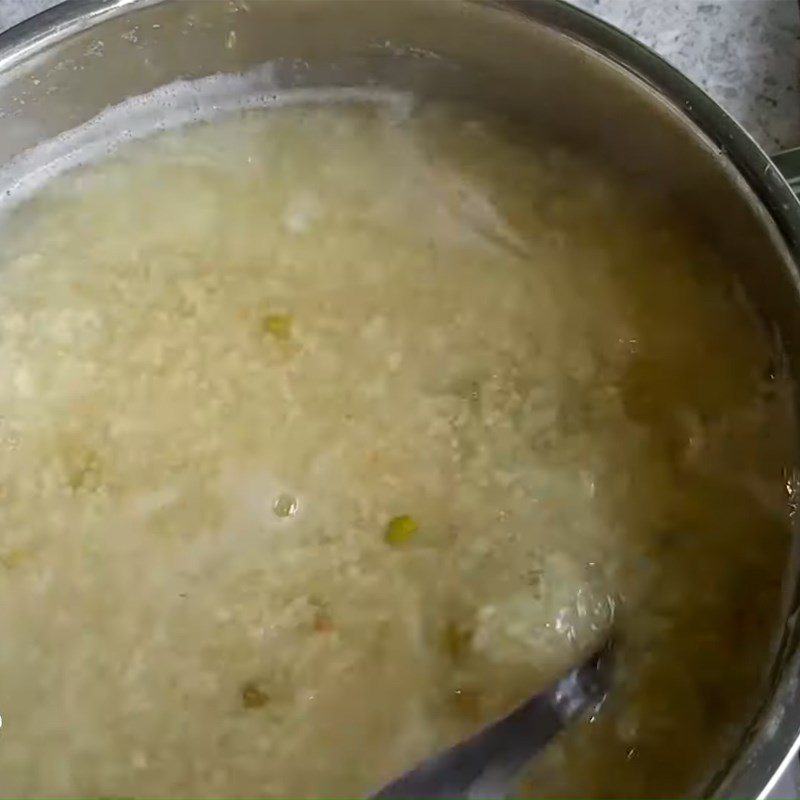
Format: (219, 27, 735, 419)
(371, 644, 612, 800)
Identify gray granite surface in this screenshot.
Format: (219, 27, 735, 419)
(1, 0, 799, 152)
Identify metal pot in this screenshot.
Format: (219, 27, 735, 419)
(1, 0, 799, 796)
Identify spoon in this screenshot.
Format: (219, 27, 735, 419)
(371, 641, 613, 799)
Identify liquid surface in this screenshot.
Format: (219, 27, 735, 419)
(0, 98, 792, 798)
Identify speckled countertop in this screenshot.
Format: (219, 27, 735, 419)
(0, 0, 798, 153)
